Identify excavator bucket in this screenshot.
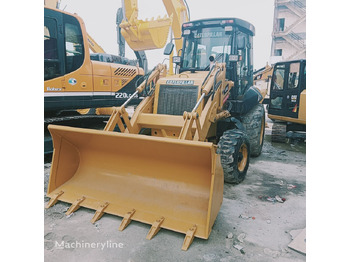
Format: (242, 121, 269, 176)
(120, 17, 172, 51)
(119, 0, 173, 51)
(46, 125, 223, 250)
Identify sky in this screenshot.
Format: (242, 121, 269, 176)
(59, 0, 274, 70)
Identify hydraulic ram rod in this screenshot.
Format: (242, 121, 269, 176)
(192, 93, 206, 113)
(122, 91, 139, 108)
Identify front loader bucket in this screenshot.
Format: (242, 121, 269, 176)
(46, 125, 223, 250)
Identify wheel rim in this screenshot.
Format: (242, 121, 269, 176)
(259, 115, 265, 145)
(238, 144, 248, 172)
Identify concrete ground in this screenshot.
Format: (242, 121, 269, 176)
(44, 118, 306, 262)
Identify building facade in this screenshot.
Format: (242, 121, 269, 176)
(270, 0, 306, 64)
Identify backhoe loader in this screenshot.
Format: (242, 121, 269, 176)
(46, 17, 265, 250)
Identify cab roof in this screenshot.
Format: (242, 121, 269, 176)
(182, 17, 255, 36)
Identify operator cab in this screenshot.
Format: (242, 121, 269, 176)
(176, 18, 255, 95)
(44, 8, 85, 81)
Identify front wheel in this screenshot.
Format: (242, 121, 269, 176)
(217, 129, 250, 184)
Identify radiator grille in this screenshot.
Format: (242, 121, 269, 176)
(157, 85, 198, 115)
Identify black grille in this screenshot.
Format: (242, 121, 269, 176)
(157, 85, 198, 115)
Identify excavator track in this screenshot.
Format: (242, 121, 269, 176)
(271, 122, 287, 143)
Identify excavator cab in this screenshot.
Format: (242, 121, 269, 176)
(44, 7, 144, 113)
(268, 59, 306, 142)
(44, 8, 84, 81)
(268, 59, 306, 121)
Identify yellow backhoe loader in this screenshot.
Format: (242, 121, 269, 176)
(46, 17, 266, 250)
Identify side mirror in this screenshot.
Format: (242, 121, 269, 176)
(164, 43, 174, 55)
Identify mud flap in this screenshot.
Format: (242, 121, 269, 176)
(46, 125, 223, 248)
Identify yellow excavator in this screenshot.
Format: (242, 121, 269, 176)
(268, 59, 306, 142)
(46, 13, 266, 250)
(44, 6, 144, 114)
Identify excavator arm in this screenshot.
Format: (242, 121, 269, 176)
(162, 0, 188, 55)
(120, 0, 173, 51)
(87, 33, 106, 53)
(120, 0, 188, 53)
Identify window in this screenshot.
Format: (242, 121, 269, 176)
(278, 18, 285, 32)
(274, 49, 282, 56)
(288, 62, 300, 89)
(64, 15, 84, 74)
(270, 96, 283, 109)
(44, 18, 58, 59)
(236, 33, 248, 71)
(44, 17, 61, 80)
(182, 26, 232, 70)
(272, 65, 285, 90)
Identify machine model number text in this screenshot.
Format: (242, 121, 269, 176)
(115, 92, 138, 99)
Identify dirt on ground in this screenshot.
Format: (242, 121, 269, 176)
(44, 117, 306, 262)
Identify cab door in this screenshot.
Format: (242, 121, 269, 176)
(283, 61, 303, 118)
(269, 61, 303, 119)
(44, 8, 65, 87)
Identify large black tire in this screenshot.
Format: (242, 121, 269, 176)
(217, 129, 250, 184)
(241, 104, 265, 157)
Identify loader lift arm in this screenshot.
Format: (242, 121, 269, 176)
(104, 63, 168, 132)
(104, 63, 232, 142)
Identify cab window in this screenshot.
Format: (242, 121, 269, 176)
(63, 14, 84, 74)
(288, 62, 300, 89)
(44, 17, 61, 80)
(272, 65, 285, 90)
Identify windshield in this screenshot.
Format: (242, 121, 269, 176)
(182, 26, 232, 70)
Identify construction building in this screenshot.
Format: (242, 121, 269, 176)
(270, 0, 306, 64)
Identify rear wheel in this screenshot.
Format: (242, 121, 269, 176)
(217, 129, 250, 184)
(241, 104, 265, 157)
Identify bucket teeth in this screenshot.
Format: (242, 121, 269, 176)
(146, 217, 165, 240)
(91, 202, 109, 224)
(45, 191, 64, 208)
(118, 209, 136, 231)
(65, 196, 85, 216)
(181, 225, 197, 251)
